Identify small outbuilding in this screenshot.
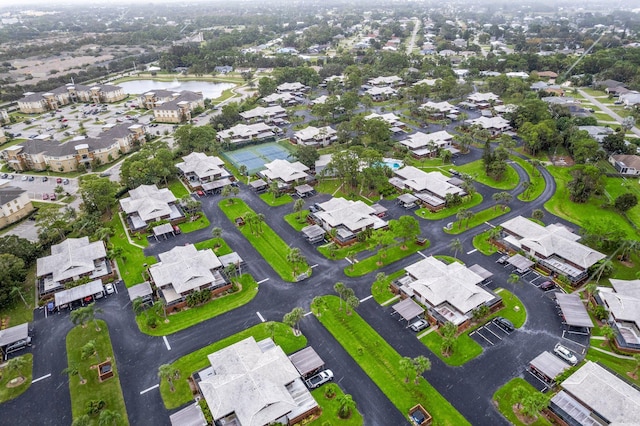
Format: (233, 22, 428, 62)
(169, 403, 208, 426)
(397, 193, 419, 209)
(391, 297, 425, 325)
(152, 223, 176, 241)
(301, 224, 326, 244)
(289, 346, 325, 378)
(0, 323, 30, 359)
(249, 179, 268, 193)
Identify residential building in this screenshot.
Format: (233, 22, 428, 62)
(148, 90, 204, 123)
(119, 184, 183, 231)
(389, 166, 465, 211)
(216, 122, 276, 146)
(578, 125, 614, 143)
(36, 237, 111, 298)
(149, 245, 227, 306)
(276, 82, 308, 93)
(17, 83, 126, 114)
(365, 86, 397, 101)
(176, 152, 231, 190)
(293, 126, 337, 146)
(1, 123, 146, 172)
(620, 92, 640, 107)
(609, 154, 640, 176)
(309, 95, 339, 106)
(197, 336, 319, 426)
(239, 105, 287, 123)
(419, 101, 458, 118)
(597, 279, 640, 351)
(259, 159, 310, 189)
(0, 109, 9, 124)
(393, 256, 500, 330)
(367, 75, 404, 87)
(262, 92, 301, 107)
(466, 116, 511, 136)
(364, 112, 406, 132)
(550, 361, 640, 425)
(536, 71, 558, 80)
(499, 216, 605, 284)
(310, 197, 387, 245)
(399, 131, 455, 158)
(0, 180, 34, 229)
(466, 92, 502, 109)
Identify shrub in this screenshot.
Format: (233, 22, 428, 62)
(146, 316, 157, 329)
(86, 399, 106, 415)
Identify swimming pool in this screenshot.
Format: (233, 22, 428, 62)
(382, 158, 404, 170)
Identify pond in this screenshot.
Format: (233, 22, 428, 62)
(117, 79, 235, 99)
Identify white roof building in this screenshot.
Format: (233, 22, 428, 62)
(467, 92, 501, 104)
(368, 75, 404, 87)
(420, 101, 458, 114)
(293, 126, 337, 146)
(216, 123, 275, 145)
(314, 197, 387, 234)
(400, 131, 454, 157)
(262, 92, 300, 106)
(599, 279, 640, 345)
(198, 337, 318, 426)
(391, 166, 464, 199)
(400, 256, 497, 326)
(365, 86, 397, 99)
(119, 184, 181, 230)
(149, 245, 225, 303)
(239, 105, 287, 122)
(500, 216, 605, 283)
(364, 112, 405, 129)
(466, 116, 511, 134)
(176, 152, 229, 184)
(277, 82, 308, 93)
(260, 159, 310, 184)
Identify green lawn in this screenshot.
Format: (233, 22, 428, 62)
(312, 296, 470, 426)
(344, 240, 429, 277)
(315, 179, 377, 204)
(510, 156, 545, 201)
(544, 166, 638, 238)
(444, 207, 511, 235)
(177, 214, 210, 233)
(602, 166, 640, 227)
(421, 289, 525, 366)
(108, 214, 156, 288)
(193, 238, 233, 256)
(219, 199, 307, 281)
(167, 179, 190, 199)
(586, 346, 640, 386)
(371, 270, 405, 304)
(415, 193, 483, 220)
(284, 210, 310, 231)
(455, 160, 519, 190)
(310, 386, 364, 425)
(0, 264, 36, 326)
(493, 378, 552, 426)
(259, 193, 293, 206)
(0, 353, 32, 403)
(160, 322, 307, 409)
(66, 320, 129, 425)
(136, 274, 258, 336)
(472, 229, 498, 255)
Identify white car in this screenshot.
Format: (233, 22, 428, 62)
(554, 343, 578, 365)
(104, 283, 115, 295)
(409, 319, 430, 332)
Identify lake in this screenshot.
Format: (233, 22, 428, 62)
(117, 79, 235, 99)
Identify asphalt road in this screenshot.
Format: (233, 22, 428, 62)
(2, 143, 586, 426)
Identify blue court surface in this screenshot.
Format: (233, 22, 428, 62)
(223, 142, 294, 174)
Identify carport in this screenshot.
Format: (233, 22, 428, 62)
(249, 179, 268, 192)
(152, 223, 175, 241)
(54, 279, 104, 308)
(0, 323, 29, 352)
(169, 402, 207, 426)
(301, 224, 325, 244)
(202, 178, 232, 194)
(294, 184, 315, 198)
(397, 193, 418, 209)
(391, 297, 424, 325)
(468, 264, 493, 284)
(507, 254, 534, 273)
(127, 281, 153, 304)
(289, 346, 325, 378)
(555, 293, 593, 333)
(529, 351, 571, 384)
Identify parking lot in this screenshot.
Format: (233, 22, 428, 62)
(469, 319, 514, 347)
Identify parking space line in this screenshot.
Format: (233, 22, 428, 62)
(257, 278, 269, 284)
(32, 373, 51, 383)
(303, 311, 314, 317)
(485, 326, 503, 339)
(162, 336, 171, 351)
(140, 384, 159, 395)
(256, 311, 265, 322)
(466, 249, 477, 254)
(360, 295, 373, 303)
(472, 329, 494, 345)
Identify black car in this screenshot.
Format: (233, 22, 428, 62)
(493, 316, 514, 332)
(539, 280, 555, 291)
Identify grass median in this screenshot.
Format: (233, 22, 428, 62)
(444, 207, 511, 235)
(219, 198, 308, 281)
(160, 322, 306, 409)
(0, 353, 32, 403)
(472, 229, 499, 255)
(66, 320, 129, 425)
(344, 240, 429, 277)
(312, 296, 470, 425)
(455, 160, 518, 190)
(510, 156, 545, 201)
(493, 378, 552, 426)
(108, 214, 156, 288)
(416, 193, 483, 220)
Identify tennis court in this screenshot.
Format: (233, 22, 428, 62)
(222, 142, 294, 175)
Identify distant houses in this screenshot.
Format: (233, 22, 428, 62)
(216, 123, 276, 146)
(399, 131, 456, 158)
(176, 152, 232, 192)
(292, 126, 337, 146)
(119, 184, 184, 231)
(259, 159, 310, 190)
(389, 166, 465, 211)
(0, 180, 35, 229)
(18, 83, 127, 114)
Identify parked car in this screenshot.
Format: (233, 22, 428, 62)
(21, 175, 28, 181)
(56, 178, 62, 184)
(104, 283, 115, 295)
(173, 225, 182, 235)
(42, 193, 49, 200)
(28, 176, 34, 181)
(1, 173, 7, 178)
(6, 174, 13, 180)
(63, 178, 69, 185)
(304, 369, 333, 389)
(409, 319, 430, 332)
(49, 193, 56, 200)
(4, 336, 32, 359)
(493, 316, 514, 332)
(539, 280, 555, 291)
(554, 343, 578, 365)
(497, 254, 509, 264)
(42, 176, 48, 182)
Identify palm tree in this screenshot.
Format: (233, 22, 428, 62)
(601, 324, 618, 346)
(399, 357, 416, 383)
(211, 227, 222, 247)
(98, 409, 123, 426)
(337, 394, 356, 419)
(286, 247, 306, 276)
(334, 282, 346, 311)
(6, 356, 27, 379)
(95, 226, 113, 244)
(265, 321, 276, 340)
(10, 286, 29, 309)
(532, 209, 544, 220)
(345, 294, 360, 315)
(508, 273, 521, 286)
(595, 259, 614, 282)
(155, 298, 167, 320)
(293, 198, 305, 221)
(84, 303, 103, 331)
(81, 340, 99, 362)
(584, 282, 598, 306)
(283, 307, 304, 335)
(158, 364, 180, 392)
(449, 238, 463, 259)
(70, 308, 90, 328)
(132, 297, 145, 316)
(440, 322, 458, 356)
(256, 213, 265, 233)
(62, 362, 86, 384)
(412, 356, 431, 384)
(72, 415, 91, 426)
(108, 246, 124, 264)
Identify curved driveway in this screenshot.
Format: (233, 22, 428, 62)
(4, 149, 580, 426)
